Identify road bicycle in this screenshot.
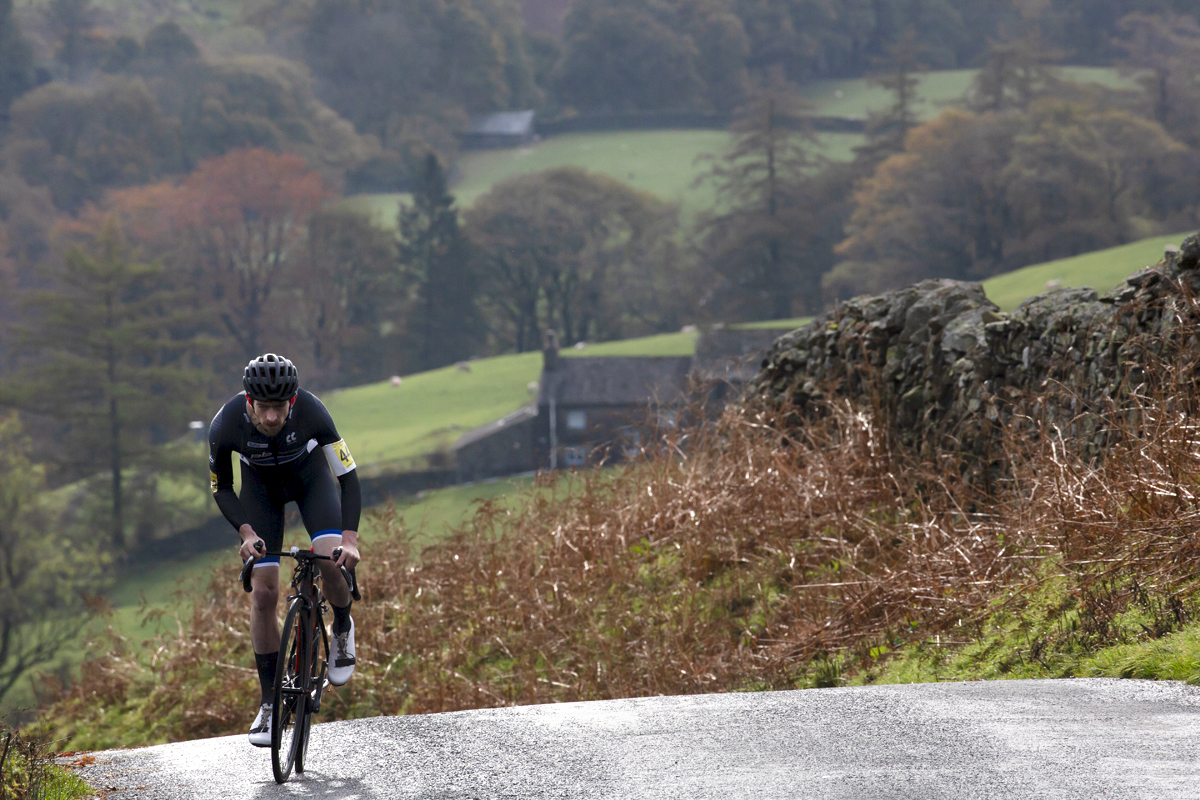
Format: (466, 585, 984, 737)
(239, 542, 359, 784)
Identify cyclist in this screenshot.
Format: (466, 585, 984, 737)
(208, 353, 361, 747)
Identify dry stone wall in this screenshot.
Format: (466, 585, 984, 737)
(754, 232, 1200, 465)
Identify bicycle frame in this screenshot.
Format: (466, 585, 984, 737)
(239, 544, 355, 783)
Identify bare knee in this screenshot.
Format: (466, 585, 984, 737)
(251, 581, 279, 613)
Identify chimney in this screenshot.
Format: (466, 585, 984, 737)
(543, 329, 559, 372)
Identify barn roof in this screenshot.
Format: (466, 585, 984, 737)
(465, 110, 535, 137)
(537, 356, 694, 407)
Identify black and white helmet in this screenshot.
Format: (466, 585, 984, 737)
(243, 353, 299, 401)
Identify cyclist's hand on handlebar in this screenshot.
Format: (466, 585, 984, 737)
(333, 541, 359, 570)
(239, 526, 266, 563)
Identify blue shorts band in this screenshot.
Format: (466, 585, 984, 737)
(242, 529, 342, 570)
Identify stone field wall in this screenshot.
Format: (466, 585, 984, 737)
(753, 232, 1200, 467)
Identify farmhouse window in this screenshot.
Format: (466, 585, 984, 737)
(562, 446, 588, 466)
(566, 410, 587, 430)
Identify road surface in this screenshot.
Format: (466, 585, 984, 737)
(74, 678, 1200, 799)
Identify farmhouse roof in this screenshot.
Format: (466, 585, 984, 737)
(693, 326, 799, 382)
(452, 403, 537, 451)
(465, 110, 535, 137)
(538, 356, 694, 407)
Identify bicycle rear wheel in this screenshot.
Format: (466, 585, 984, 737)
(271, 599, 310, 784)
(295, 610, 327, 774)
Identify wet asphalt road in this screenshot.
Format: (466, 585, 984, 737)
(75, 678, 1200, 799)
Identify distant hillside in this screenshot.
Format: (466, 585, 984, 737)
(342, 67, 1135, 226)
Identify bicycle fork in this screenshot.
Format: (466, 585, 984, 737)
(308, 595, 330, 713)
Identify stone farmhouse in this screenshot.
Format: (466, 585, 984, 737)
(452, 326, 795, 483)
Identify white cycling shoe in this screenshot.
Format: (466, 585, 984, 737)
(328, 617, 356, 686)
(248, 703, 272, 747)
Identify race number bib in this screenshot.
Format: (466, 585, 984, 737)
(322, 439, 356, 476)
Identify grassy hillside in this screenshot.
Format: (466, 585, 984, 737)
(13, 0, 266, 57)
(801, 66, 1139, 121)
(980, 233, 1190, 311)
(321, 352, 542, 472)
(342, 130, 863, 226)
(344, 66, 1132, 228)
(323, 330, 702, 469)
(327, 231, 1196, 473)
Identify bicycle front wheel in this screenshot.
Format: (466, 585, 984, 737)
(272, 599, 310, 784)
(295, 609, 326, 774)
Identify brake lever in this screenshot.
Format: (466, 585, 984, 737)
(238, 540, 265, 593)
(331, 547, 362, 601)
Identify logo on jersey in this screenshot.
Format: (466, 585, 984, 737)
(209, 470, 219, 493)
(286, 432, 298, 444)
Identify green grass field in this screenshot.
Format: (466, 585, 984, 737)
(322, 352, 543, 472)
(563, 330, 699, 357)
(341, 130, 864, 227)
(343, 66, 1132, 230)
(329, 324, 817, 459)
(980, 233, 1190, 311)
(801, 66, 1138, 121)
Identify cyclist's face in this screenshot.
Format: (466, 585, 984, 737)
(249, 399, 290, 436)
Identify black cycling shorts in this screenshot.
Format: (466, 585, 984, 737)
(240, 454, 342, 568)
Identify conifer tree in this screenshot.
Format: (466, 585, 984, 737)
(695, 79, 824, 319)
(398, 153, 484, 371)
(855, 28, 927, 167)
(5, 220, 209, 550)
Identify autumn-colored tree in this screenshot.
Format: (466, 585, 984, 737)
(291, 208, 399, 387)
(966, 32, 1064, 114)
(555, 1, 705, 112)
(303, 0, 511, 149)
(169, 148, 331, 360)
(829, 101, 1186, 297)
(1006, 99, 1187, 237)
(465, 168, 684, 351)
(1115, 12, 1200, 147)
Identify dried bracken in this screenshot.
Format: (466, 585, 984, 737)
(35, 318, 1200, 747)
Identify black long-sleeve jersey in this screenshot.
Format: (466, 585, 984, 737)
(208, 388, 362, 532)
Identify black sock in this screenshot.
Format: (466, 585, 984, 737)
(331, 601, 352, 635)
(254, 651, 278, 705)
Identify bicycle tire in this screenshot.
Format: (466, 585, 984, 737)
(295, 609, 326, 774)
(271, 599, 309, 784)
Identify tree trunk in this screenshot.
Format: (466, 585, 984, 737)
(110, 381, 123, 550)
